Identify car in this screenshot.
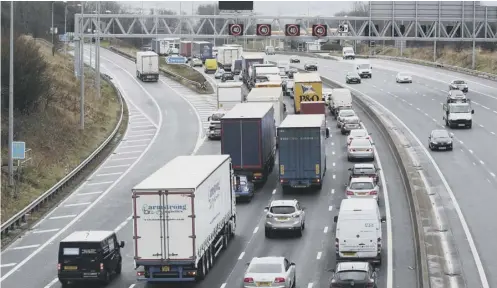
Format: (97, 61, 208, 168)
(264, 199, 305, 238)
(234, 175, 255, 201)
(214, 69, 224, 79)
(289, 56, 300, 63)
(243, 257, 296, 288)
(396, 72, 412, 83)
(58, 231, 125, 286)
(347, 138, 375, 161)
(190, 57, 203, 67)
(345, 177, 379, 203)
(345, 72, 361, 84)
(334, 105, 353, 119)
(329, 262, 379, 288)
(304, 61, 318, 71)
(221, 72, 235, 82)
(288, 68, 298, 79)
(323, 88, 333, 106)
(340, 116, 361, 135)
(347, 129, 372, 146)
(447, 90, 469, 103)
(428, 129, 454, 151)
(238, 73, 243, 81)
(449, 79, 468, 93)
(337, 109, 357, 128)
(348, 163, 380, 185)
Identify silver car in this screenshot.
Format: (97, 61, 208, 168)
(337, 109, 357, 128)
(345, 177, 379, 203)
(264, 200, 305, 238)
(243, 257, 296, 288)
(347, 129, 372, 146)
(340, 116, 361, 135)
(395, 72, 412, 83)
(347, 138, 375, 161)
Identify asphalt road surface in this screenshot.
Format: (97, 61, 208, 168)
(268, 53, 496, 288)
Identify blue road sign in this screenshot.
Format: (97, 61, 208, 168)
(166, 56, 187, 65)
(12, 141, 26, 160)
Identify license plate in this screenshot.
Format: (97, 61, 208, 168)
(277, 217, 289, 221)
(161, 266, 170, 272)
(439, 147, 446, 150)
(358, 192, 368, 195)
(342, 252, 356, 256)
(458, 124, 465, 126)
(64, 266, 77, 270)
(256, 282, 272, 287)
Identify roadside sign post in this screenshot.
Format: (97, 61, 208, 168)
(12, 141, 26, 160)
(166, 56, 187, 65)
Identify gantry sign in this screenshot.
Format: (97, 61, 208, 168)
(74, 2, 497, 42)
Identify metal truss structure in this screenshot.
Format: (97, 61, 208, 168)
(74, 9, 497, 42)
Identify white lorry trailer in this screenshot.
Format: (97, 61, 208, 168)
(217, 47, 241, 71)
(217, 82, 244, 110)
(246, 87, 285, 127)
(136, 51, 159, 82)
(132, 155, 236, 283)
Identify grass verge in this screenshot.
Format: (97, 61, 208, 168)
(1, 38, 125, 245)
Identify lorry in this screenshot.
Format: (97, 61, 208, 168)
(278, 114, 329, 191)
(293, 73, 323, 114)
(342, 46, 355, 60)
(207, 109, 227, 140)
(221, 102, 276, 185)
(329, 88, 352, 116)
(217, 47, 241, 71)
(241, 53, 265, 86)
(254, 75, 283, 88)
(265, 46, 275, 55)
(250, 65, 279, 88)
(192, 41, 213, 63)
(443, 100, 474, 128)
(132, 155, 237, 283)
(223, 44, 243, 58)
(180, 41, 192, 58)
(246, 87, 285, 128)
(217, 82, 244, 110)
(136, 51, 159, 82)
(277, 60, 290, 74)
(231, 59, 242, 75)
(151, 38, 180, 56)
(301, 101, 326, 114)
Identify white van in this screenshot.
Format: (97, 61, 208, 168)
(334, 199, 385, 265)
(265, 46, 275, 55)
(329, 88, 352, 116)
(342, 47, 355, 60)
(356, 61, 372, 78)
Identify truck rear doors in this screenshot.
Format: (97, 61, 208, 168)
(221, 120, 262, 170)
(279, 128, 321, 180)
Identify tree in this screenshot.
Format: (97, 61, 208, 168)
(335, 1, 369, 17)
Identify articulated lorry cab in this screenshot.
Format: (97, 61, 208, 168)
(293, 73, 323, 114)
(132, 155, 236, 283)
(241, 53, 265, 87)
(221, 102, 276, 185)
(278, 114, 329, 191)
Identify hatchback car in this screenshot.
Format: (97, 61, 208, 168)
(395, 72, 412, 83)
(345, 72, 361, 84)
(329, 262, 378, 288)
(214, 69, 224, 79)
(348, 163, 380, 185)
(304, 61, 318, 71)
(446, 90, 469, 103)
(347, 129, 371, 146)
(345, 177, 379, 203)
(289, 56, 300, 63)
(288, 68, 298, 79)
(449, 79, 468, 93)
(221, 72, 234, 82)
(341, 116, 361, 135)
(243, 257, 296, 288)
(337, 109, 357, 128)
(428, 129, 454, 151)
(190, 57, 203, 67)
(264, 199, 305, 238)
(347, 138, 374, 161)
(234, 175, 255, 201)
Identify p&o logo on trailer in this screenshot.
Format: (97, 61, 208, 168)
(299, 84, 320, 102)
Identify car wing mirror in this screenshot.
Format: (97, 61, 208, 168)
(326, 128, 330, 138)
(471, 109, 475, 114)
(449, 133, 454, 138)
(246, 262, 250, 266)
(264, 206, 269, 211)
(376, 168, 381, 171)
(120, 241, 125, 248)
(333, 215, 338, 223)
(344, 183, 348, 187)
(327, 268, 336, 272)
(207, 117, 211, 121)
(290, 262, 296, 266)
(348, 168, 352, 171)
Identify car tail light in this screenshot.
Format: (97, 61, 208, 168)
(366, 149, 372, 152)
(57, 263, 61, 271)
(335, 238, 339, 249)
(100, 263, 104, 271)
(137, 271, 145, 276)
(366, 282, 375, 288)
(244, 277, 254, 283)
(369, 190, 377, 195)
(346, 190, 354, 195)
(266, 214, 273, 218)
(377, 238, 382, 251)
(274, 277, 285, 283)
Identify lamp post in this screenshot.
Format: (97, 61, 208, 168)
(105, 10, 112, 44)
(64, 1, 67, 55)
(8, 1, 14, 186)
(51, 1, 55, 56)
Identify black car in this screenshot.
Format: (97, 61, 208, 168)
(348, 163, 380, 185)
(290, 56, 300, 63)
(221, 72, 234, 82)
(329, 262, 378, 288)
(304, 62, 318, 71)
(341, 117, 361, 135)
(428, 129, 454, 151)
(288, 68, 298, 79)
(345, 72, 361, 84)
(58, 231, 125, 286)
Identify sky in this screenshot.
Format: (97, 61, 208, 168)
(120, 1, 353, 16)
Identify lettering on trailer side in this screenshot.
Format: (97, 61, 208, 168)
(141, 204, 188, 221)
(299, 84, 320, 102)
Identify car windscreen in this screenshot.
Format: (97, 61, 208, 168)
(248, 263, 283, 273)
(340, 111, 355, 117)
(453, 80, 465, 84)
(353, 167, 375, 175)
(350, 139, 371, 147)
(344, 118, 360, 124)
(270, 206, 296, 214)
(448, 105, 471, 113)
(350, 130, 367, 137)
(358, 64, 370, 69)
(398, 73, 408, 77)
(337, 271, 368, 281)
(349, 182, 374, 190)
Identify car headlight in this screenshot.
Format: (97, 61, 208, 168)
(447, 140, 452, 144)
(431, 141, 437, 144)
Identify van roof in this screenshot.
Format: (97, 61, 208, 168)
(133, 155, 230, 190)
(242, 52, 265, 59)
(339, 198, 377, 212)
(247, 87, 282, 100)
(61, 231, 114, 243)
(217, 82, 243, 88)
(136, 51, 158, 57)
(279, 114, 325, 128)
(294, 73, 321, 82)
(222, 102, 273, 119)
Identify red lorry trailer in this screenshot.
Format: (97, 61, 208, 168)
(180, 41, 192, 58)
(300, 101, 326, 115)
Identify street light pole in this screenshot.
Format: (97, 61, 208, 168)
(96, 1, 100, 98)
(80, 1, 85, 130)
(8, 1, 15, 186)
(51, 1, 55, 56)
(64, 2, 67, 55)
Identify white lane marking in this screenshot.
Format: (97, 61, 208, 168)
(490, 172, 496, 178)
(114, 216, 132, 233)
(479, 124, 484, 128)
(307, 284, 313, 288)
(493, 110, 497, 114)
(125, 133, 155, 138)
(253, 227, 259, 234)
(116, 151, 142, 155)
(129, 128, 156, 133)
(12, 244, 40, 250)
(77, 191, 103, 196)
(49, 215, 77, 220)
(0, 54, 165, 282)
(238, 252, 245, 260)
(331, 142, 335, 146)
(480, 160, 485, 165)
(43, 278, 58, 288)
(332, 162, 336, 167)
(323, 226, 329, 233)
(131, 125, 155, 128)
(316, 252, 322, 260)
(32, 228, 60, 234)
(331, 189, 335, 194)
(469, 149, 474, 154)
(272, 189, 276, 195)
(64, 202, 91, 207)
(86, 181, 113, 186)
(128, 285, 136, 288)
(332, 151, 335, 155)
(124, 138, 152, 143)
(459, 140, 464, 144)
(119, 144, 147, 149)
(101, 164, 130, 169)
(220, 284, 227, 288)
(96, 172, 123, 177)
(0, 263, 17, 268)
(473, 162, 477, 166)
(109, 157, 137, 161)
(328, 206, 333, 211)
(491, 132, 496, 135)
(332, 174, 336, 179)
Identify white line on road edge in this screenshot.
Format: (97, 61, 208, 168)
(323, 226, 329, 233)
(12, 244, 40, 250)
(96, 172, 123, 177)
(316, 252, 322, 260)
(238, 252, 245, 260)
(109, 157, 137, 161)
(0, 56, 164, 283)
(49, 215, 77, 220)
(253, 227, 259, 234)
(118, 144, 147, 149)
(272, 189, 276, 194)
(32, 228, 60, 234)
(125, 134, 154, 138)
(86, 181, 113, 186)
(307, 283, 313, 288)
(0, 263, 17, 268)
(220, 283, 227, 288)
(77, 191, 103, 196)
(116, 151, 142, 155)
(64, 202, 91, 208)
(328, 206, 333, 211)
(101, 164, 130, 169)
(42, 278, 58, 288)
(128, 285, 136, 288)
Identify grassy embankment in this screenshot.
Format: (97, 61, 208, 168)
(1, 39, 120, 223)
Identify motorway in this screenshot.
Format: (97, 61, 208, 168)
(268, 53, 497, 288)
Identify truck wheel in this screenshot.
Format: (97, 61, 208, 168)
(115, 261, 122, 274)
(445, 119, 449, 126)
(467, 123, 472, 128)
(196, 257, 207, 280)
(59, 280, 69, 287)
(222, 230, 229, 250)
